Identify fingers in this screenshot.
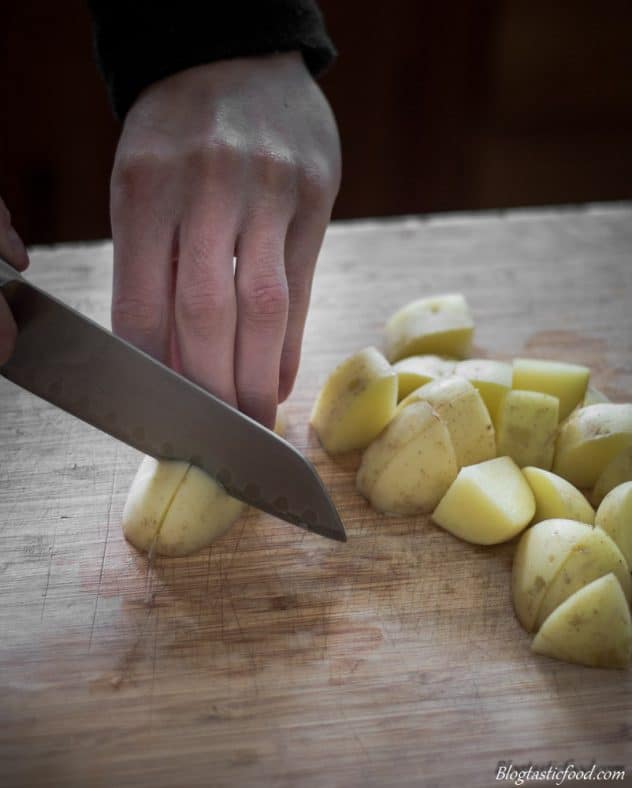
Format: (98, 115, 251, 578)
(234, 211, 290, 428)
(174, 194, 239, 406)
(0, 197, 29, 271)
(0, 294, 17, 366)
(110, 156, 176, 362)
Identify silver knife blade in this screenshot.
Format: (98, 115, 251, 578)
(0, 257, 345, 542)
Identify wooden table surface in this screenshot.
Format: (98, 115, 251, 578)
(1, 205, 631, 788)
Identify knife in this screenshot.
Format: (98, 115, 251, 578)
(0, 256, 345, 542)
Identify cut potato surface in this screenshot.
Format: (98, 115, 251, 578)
(357, 400, 457, 515)
(532, 574, 632, 669)
(398, 376, 495, 468)
(522, 467, 594, 525)
(455, 358, 512, 424)
(393, 355, 456, 400)
(432, 456, 535, 545)
(591, 445, 632, 506)
(512, 358, 589, 421)
(310, 346, 397, 454)
(512, 519, 594, 632)
(595, 481, 632, 569)
(495, 390, 559, 469)
(553, 403, 632, 489)
(535, 527, 631, 630)
(384, 293, 473, 363)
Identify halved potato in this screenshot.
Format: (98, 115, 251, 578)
(591, 445, 632, 506)
(393, 355, 456, 400)
(384, 293, 473, 363)
(455, 358, 512, 423)
(495, 390, 559, 469)
(398, 376, 495, 468)
(432, 456, 535, 545)
(522, 466, 594, 525)
(512, 519, 593, 632)
(553, 403, 632, 488)
(535, 526, 631, 630)
(512, 358, 589, 421)
(532, 573, 632, 669)
(595, 481, 632, 569)
(122, 456, 190, 553)
(357, 400, 457, 515)
(310, 346, 397, 454)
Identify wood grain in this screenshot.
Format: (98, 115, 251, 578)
(1, 205, 631, 787)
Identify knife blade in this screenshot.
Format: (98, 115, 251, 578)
(0, 257, 345, 542)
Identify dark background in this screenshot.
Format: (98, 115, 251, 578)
(2, 0, 632, 245)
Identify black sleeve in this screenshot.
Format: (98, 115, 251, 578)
(87, 1, 337, 120)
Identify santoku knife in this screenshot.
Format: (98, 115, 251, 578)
(0, 256, 346, 542)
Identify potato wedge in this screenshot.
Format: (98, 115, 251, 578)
(591, 445, 632, 506)
(384, 293, 473, 363)
(532, 573, 632, 669)
(512, 519, 594, 632)
(535, 526, 631, 630)
(553, 403, 632, 489)
(393, 355, 456, 400)
(432, 456, 535, 545)
(310, 346, 397, 454)
(357, 400, 457, 515)
(522, 467, 594, 525)
(512, 358, 589, 421)
(495, 390, 559, 469)
(455, 358, 512, 423)
(398, 376, 495, 468)
(595, 481, 632, 569)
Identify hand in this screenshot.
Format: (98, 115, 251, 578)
(0, 196, 29, 365)
(110, 52, 341, 428)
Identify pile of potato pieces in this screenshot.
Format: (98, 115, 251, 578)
(310, 293, 632, 669)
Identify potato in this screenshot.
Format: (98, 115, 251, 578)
(357, 401, 457, 515)
(522, 467, 594, 525)
(583, 386, 609, 407)
(553, 403, 632, 489)
(532, 574, 632, 669)
(310, 346, 397, 454)
(455, 358, 512, 423)
(595, 481, 632, 569)
(495, 390, 559, 469)
(398, 376, 495, 468)
(535, 526, 631, 630)
(393, 355, 456, 400)
(591, 445, 632, 506)
(384, 293, 474, 363)
(122, 456, 190, 553)
(156, 465, 246, 557)
(432, 456, 535, 545)
(512, 519, 593, 632)
(512, 358, 589, 421)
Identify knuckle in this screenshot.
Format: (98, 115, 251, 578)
(240, 275, 288, 325)
(185, 139, 244, 180)
(111, 294, 165, 340)
(177, 279, 231, 337)
(255, 149, 298, 195)
(112, 152, 168, 200)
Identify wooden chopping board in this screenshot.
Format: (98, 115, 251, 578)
(1, 205, 631, 787)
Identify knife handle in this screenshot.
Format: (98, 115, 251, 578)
(0, 256, 24, 288)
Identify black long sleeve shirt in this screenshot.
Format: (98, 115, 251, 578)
(87, 1, 336, 120)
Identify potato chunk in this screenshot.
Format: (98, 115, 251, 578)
(393, 355, 456, 400)
(512, 358, 589, 421)
(535, 526, 631, 630)
(455, 358, 512, 423)
(432, 456, 535, 545)
(357, 401, 457, 515)
(553, 403, 632, 489)
(532, 574, 632, 669)
(310, 347, 397, 454)
(384, 293, 473, 363)
(595, 481, 632, 569)
(495, 390, 559, 469)
(398, 376, 495, 468)
(512, 519, 592, 632)
(591, 445, 632, 506)
(522, 467, 594, 525)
